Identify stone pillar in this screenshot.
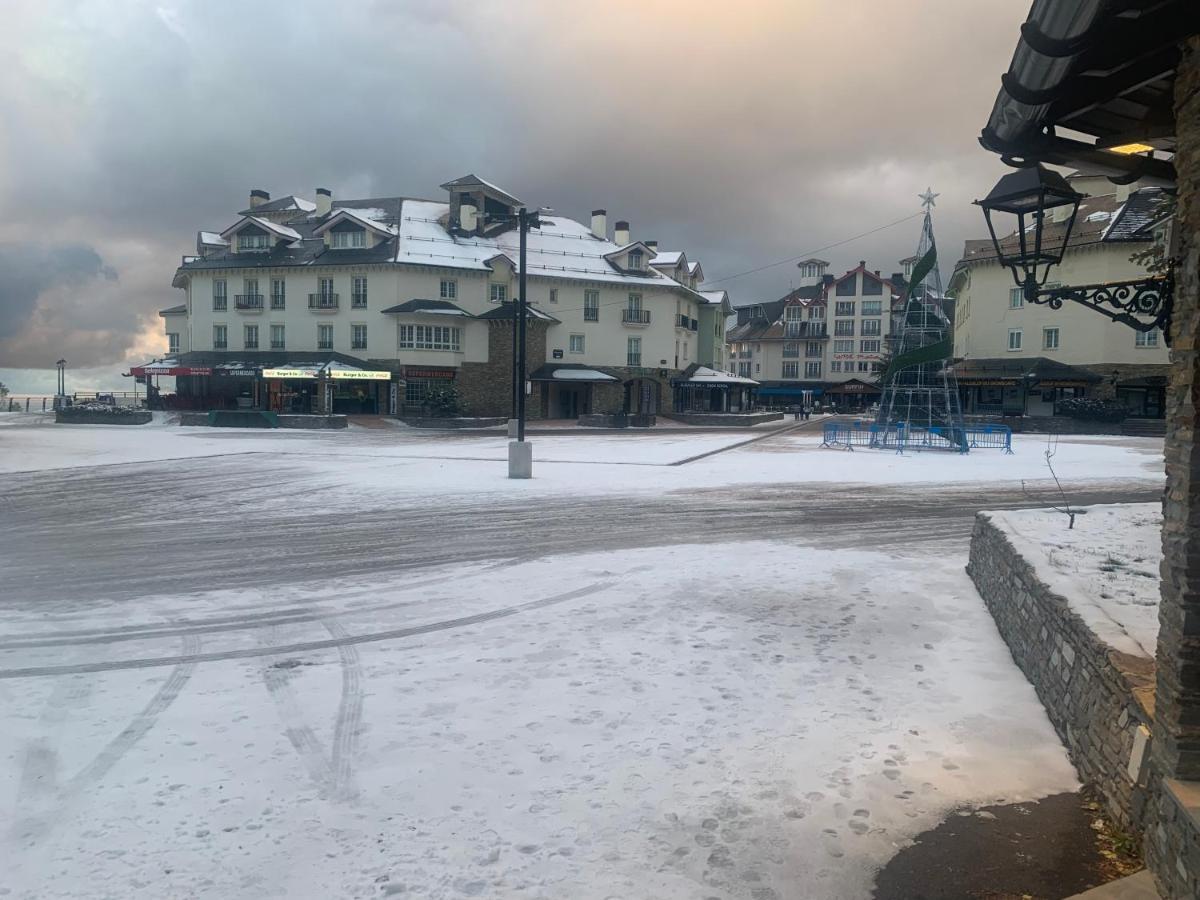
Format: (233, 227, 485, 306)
(1153, 34, 1200, 783)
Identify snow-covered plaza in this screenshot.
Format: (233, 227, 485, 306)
(0, 416, 1167, 899)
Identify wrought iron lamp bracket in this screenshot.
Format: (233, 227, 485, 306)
(1026, 270, 1175, 346)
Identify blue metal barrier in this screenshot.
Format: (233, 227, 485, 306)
(820, 420, 1012, 454)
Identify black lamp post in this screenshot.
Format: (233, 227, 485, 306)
(976, 164, 1174, 340)
(55, 358, 66, 403)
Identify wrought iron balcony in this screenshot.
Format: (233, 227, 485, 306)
(235, 294, 264, 310)
(622, 309, 651, 325)
(785, 322, 828, 338)
(308, 293, 340, 310)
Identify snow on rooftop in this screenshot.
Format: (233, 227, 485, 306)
(395, 201, 673, 287)
(199, 231, 228, 246)
(685, 366, 758, 385)
(320, 208, 397, 236)
(652, 250, 684, 266)
(551, 368, 617, 381)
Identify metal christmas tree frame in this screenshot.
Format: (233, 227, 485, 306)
(872, 190, 968, 452)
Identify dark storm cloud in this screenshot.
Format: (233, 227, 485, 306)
(0, 0, 1025, 372)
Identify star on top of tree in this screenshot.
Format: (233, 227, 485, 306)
(919, 188, 939, 211)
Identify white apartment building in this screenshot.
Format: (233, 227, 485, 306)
(151, 175, 728, 418)
(950, 173, 1171, 418)
(726, 259, 910, 409)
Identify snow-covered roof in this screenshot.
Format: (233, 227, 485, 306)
(238, 194, 317, 216)
(313, 207, 397, 237)
(198, 231, 228, 247)
(394, 201, 676, 287)
(651, 250, 684, 267)
(698, 289, 729, 306)
(552, 368, 617, 381)
(439, 174, 523, 207)
(219, 216, 302, 243)
(684, 366, 758, 386)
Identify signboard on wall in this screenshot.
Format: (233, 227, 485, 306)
(404, 367, 457, 379)
(552, 349, 564, 359)
(329, 370, 391, 380)
(262, 368, 316, 379)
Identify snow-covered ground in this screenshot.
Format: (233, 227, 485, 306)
(983, 504, 1163, 658)
(0, 544, 1079, 900)
(0, 420, 1164, 898)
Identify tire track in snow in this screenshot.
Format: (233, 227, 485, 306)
(16, 674, 92, 802)
(261, 630, 338, 798)
(0, 581, 613, 679)
(11, 635, 200, 842)
(325, 619, 363, 801)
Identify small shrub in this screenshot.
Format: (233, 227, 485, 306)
(421, 386, 461, 418)
(1057, 397, 1128, 423)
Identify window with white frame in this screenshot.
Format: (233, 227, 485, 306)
(213, 279, 227, 311)
(860, 339, 881, 353)
(490, 283, 507, 304)
(351, 276, 368, 308)
(857, 361, 870, 373)
(861, 319, 881, 336)
(243, 324, 258, 349)
(569, 334, 585, 353)
(439, 279, 457, 300)
(270, 323, 285, 350)
(627, 336, 642, 367)
(352, 323, 368, 350)
(806, 341, 822, 358)
(805, 361, 822, 378)
(317, 277, 335, 303)
(861, 300, 883, 316)
(1009, 287, 1024, 308)
(782, 362, 799, 379)
(584, 290, 599, 321)
(398, 324, 461, 351)
(318, 323, 334, 350)
(834, 319, 855, 336)
(782, 341, 800, 358)
(785, 305, 803, 320)
(168, 333, 179, 354)
(808, 305, 825, 320)
(1135, 329, 1160, 348)
(833, 339, 853, 353)
(1008, 328, 1023, 351)
(213, 324, 227, 349)
(270, 278, 286, 309)
(330, 229, 366, 249)
(549, 288, 558, 304)
(1043, 327, 1060, 350)
(627, 249, 644, 270)
(830, 360, 842, 373)
(835, 301, 856, 316)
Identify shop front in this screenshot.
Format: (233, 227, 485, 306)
(825, 379, 881, 411)
(672, 366, 759, 412)
(1115, 376, 1167, 419)
(402, 366, 457, 415)
(755, 384, 821, 410)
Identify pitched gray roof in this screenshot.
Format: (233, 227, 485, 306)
(380, 299, 471, 315)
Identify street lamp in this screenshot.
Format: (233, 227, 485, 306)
(976, 164, 1174, 340)
(55, 358, 66, 406)
(489, 206, 547, 478)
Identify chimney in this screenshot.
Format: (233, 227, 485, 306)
(873, 269, 880, 276)
(614, 220, 630, 246)
(315, 187, 332, 217)
(891, 272, 905, 284)
(460, 200, 478, 233)
(249, 189, 270, 209)
(859, 260, 866, 268)
(590, 209, 607, 240)
(645, 240, 658, 253)
(1115, 181, 1134, 204)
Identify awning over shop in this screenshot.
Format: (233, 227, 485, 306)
(530, 364, 618, 383)
(674, 366, 759, 387)
(949, 357, 1101, 387)
(756, 386, 823, 397)
(129, 359, 212, 376)
(260, 363, 392, 380)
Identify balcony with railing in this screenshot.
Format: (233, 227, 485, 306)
(785, 322, 828, 338)
(235, 294, 264, 311)
(308, 293, 339, 311)
(622, 308, 651, 326)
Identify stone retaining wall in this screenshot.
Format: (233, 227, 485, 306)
(665, 412, 784, 427)
(400, 417, 505, 429)
(55, 410, 151, 425)
(966, 512, 1156, 838)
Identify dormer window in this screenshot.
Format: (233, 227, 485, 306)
(331, 229, 366, 249)
(238, 232, 270, 252)
(628, 249, 644, 270)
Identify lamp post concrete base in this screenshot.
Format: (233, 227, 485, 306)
(507, 418, 519, 439)
(507, 440, 532, 479)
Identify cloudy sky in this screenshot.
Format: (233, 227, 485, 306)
(0, 0, 1025, 393)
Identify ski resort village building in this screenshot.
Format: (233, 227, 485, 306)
(726, 259, 912, 410)
(949, 173, 1171, 419)
(145, 176, 742, 418)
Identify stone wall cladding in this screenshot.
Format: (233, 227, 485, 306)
(457, 320, 548, 418)
(55, 410, 152, 425)
(967, 512, 1156, 837)
(665, 412, 784, 426)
